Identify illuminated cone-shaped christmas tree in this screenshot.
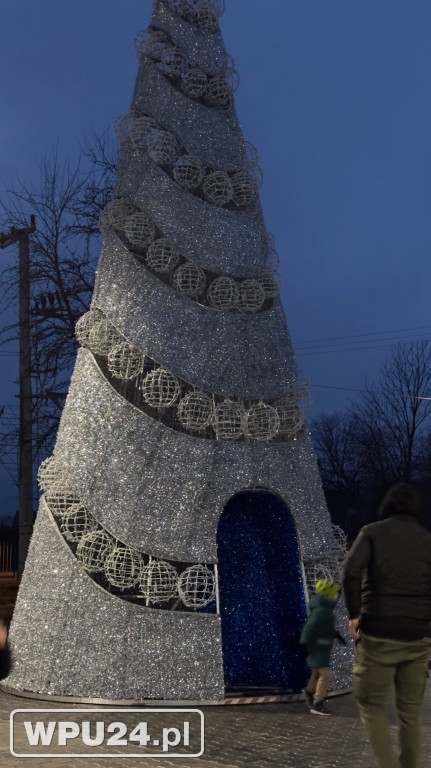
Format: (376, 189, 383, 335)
(4, 0, 353, 702)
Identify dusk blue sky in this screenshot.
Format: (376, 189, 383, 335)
(1, 0, 431, 520)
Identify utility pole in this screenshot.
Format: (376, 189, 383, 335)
(0, 215, 36, 580)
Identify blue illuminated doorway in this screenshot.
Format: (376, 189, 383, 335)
(217, 489, 308, 691)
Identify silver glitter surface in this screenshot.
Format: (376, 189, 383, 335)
(115, 149, 270, 274)
(92, 231, 295, 398)
(8, 0, 353, 698)
(6, 502, 224, 700)
(150, 0, 229, 74)
(52, 349, 333, 563)
(131, 57, 245, 169)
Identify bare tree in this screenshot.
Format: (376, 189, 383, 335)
(354, 342, 431, 488)
(311, 411, 362, 503)
(0, 134, 117, 479)
(312, 341, 431, 526)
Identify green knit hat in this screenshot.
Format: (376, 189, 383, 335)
(315, 579, 338, 599)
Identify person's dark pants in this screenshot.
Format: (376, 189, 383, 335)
(353, 634, 430, 768)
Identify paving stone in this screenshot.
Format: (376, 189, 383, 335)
(0, 680, 429, 767)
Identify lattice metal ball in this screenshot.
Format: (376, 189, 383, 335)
(205, 77, 231, 109)
(59, 504, 98, 543)
(304, 561, 334, 596)
(45, 481, 81, 517)
(104, 546, 143, 589)
(296, 369, 313, 415)
(129, 116, 160, 149)
(140, 560, 178, 603)
(107, 342, 144, 381)
(88, 317, 122, 357)
(230, 171, 257, 207)
(331, 524, 348, 557)
(105, 198, 135, 230)
(76, 530, 115, 573)
(146, 129, 179, 166)
(145, 238, 180, 273)
(177, 391, 214, 430)
(190, 4, 219, 32)
(245, 402, 280, 442)
(247, 163, 264, 189)
(203, 170, 233, 206)
(141, 368, 180, 408)
(182, 68, 207, 99)
(275, 397, 304, 438)
(135, 28, 171, 61)
(257, 271, 281, 299)
(114, 112, 139, 143)
(243, 140, 259, 166)
(173, 155, 205, 189)
(237, 279, 265, 313)
(213, 399, 245, 440)
(124, 212, 157, 249)
(178, 564, 216, 608)
(160, 47, 184, 78)
(207, 276, 239, 309)
(75, 308, 105, 348)
(37, 455, 66, 492)
(172, 262, 206, 297)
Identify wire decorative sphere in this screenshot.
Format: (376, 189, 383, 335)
(160, 47, 184, 78)
(140, 560, 178, 603)
(213, 399, 245, 440)
(45, 481, 81, 517)
(107, 342, 144, 381)
(230, 170, 257, 207)
(146, 238, 180, 273)
(104, 546, 143, 589)
(304, 561, 334, 596)
(178, 564, 216, 608)
(331, 524, 348, 557)
(59, 504, 98, 543)
(141, 368, 181, 408)
(243, 140, 259, 166)
(172, 262, 206, 297)
(202, 170, 233, 206)
(114, 112, 138, 143)
(105, 198, 136, 230)
(275, 397, 304, 438)
(76, 530, 116, 573)
(205, 77, 231, 109)
(177, 391, 214, 430)
(296, 369, 313, 415)
(146, 129, 179, 166)
(37, 455, 65, 492)
(237, 279, 265, 313)
(88, 317, 122, 357)
(173, 155, 205, 189)
(207, 275, 239, 309)
(129, 115, 160, 149)
(124, 212, 157, 249)
(182, 68, 207, 99)
(75, 308, 105, 348)
(135, 28, 171, 61)
(190, 4, 219, 32)
(257, 271, 281, 299)
(245, 402, 280, 442)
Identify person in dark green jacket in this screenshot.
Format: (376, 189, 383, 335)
(300, 579, 345, 716)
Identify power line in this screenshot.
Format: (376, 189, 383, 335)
(294, 324, 431, 346)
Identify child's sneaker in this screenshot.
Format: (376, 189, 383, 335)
(310, 700, 333, 716)
(305, 690, 314, 708)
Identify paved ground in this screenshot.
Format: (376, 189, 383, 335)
(0, 679, 430, 768)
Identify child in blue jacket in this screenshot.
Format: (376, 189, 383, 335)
(300, 579, 345, 716)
